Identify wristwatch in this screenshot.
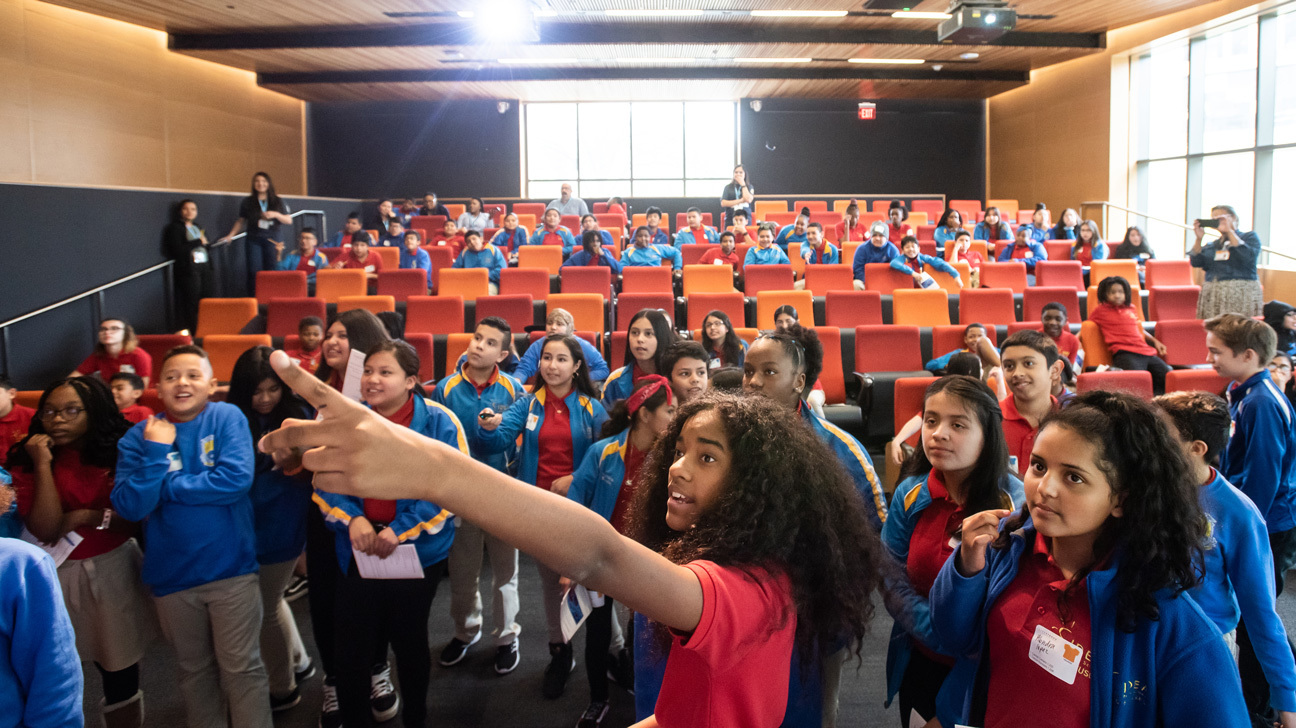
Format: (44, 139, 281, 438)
(97, 509, 113, 531)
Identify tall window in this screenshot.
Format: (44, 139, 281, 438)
(1130, 7, 1296, 267)
(524, 101, 737, 200)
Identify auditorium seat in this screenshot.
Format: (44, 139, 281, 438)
(986, 199, 1019, 220)
(945, 240, 989, 263)
(854, 325, 932, 439)
(1078, 321, 1113, 368)
(910, 200, 944, 219)
(1089, 259, 1140, 286)
(1145, 260, 1194, 288)
(619, 292, 676, 330)
(793, 200, 828, 213)
(196, 298, 258, 338)
(477, 294, 535, 333)
(753, 200, 788, 220)
(1165, 369, 1230, 395)
(1006, 321, 1045, 336)
(513, 202, 546, 219)
(499, 268, 550, 300)
(203, 335, 272, 383)
(338, 295, 395, 315)
(607, 331, 627, 369)
(315, 270, 367, 303)
(514, 214, 537, 232)
(918, 241, 938, 257)
(517, 246, 563, 275)
(444, 333, 473, 380)
(561, 267, 612, 296)
(683, 265, 736, 296)
(1155, 320, 1207, 368)
(266, 298, 326, 338)
(862, 264, 916, 294)
(977, 263, 1028, 293)
(255, 271, 307, 304)
(1043, 242, 1073, 262)
(959, 288, 1016, 326)
(423, 247, 455, 293)
(377, 269, 429, 301)
(1022, 287, 1081, 324)
(931, 325, 973, 362)
(681, 244, 710, 266)
(756, 290, 814, 328)
(1148, 286, 1200, 321)
(560, 215, 581, 233)
(686, 291, 746, 330)
(803, 265, 855, 295)
(766, 212, 797, 227)
(1086, 285, 1143, 320)
(1035, 261, 1084, 290)
(812, 326, 848, 405)
(403, 333, 436, 382)
(744, 265, 794, 296)
(438, 269, 490, 300)
(825, 291, 882, 328)
(135, 334, 193, 381)
(892, 289, 950, 327)
(787, 244, 806, 278)
(893, 376, 932, 447)
(595, 213, 626, 232)
(548, 293, 604, 333)
(949, 200, 982, 222)
(631, 214, 669, 233)
(1078, 370, 1153, 399)
(621, 266, 674, 294)
(406, 296, 465, 336)
(371, 248, 399, 270)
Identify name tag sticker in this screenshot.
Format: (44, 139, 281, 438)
(258, 219, 273, 229)
(307, 259, 316, 267)
(191, 248, 208, 264)
(1215, 249, 1230, 261)
(166, 451, 183, 472)
(713, 258, 725, 265)
(365, 265, 375, 273)
(526, 413, 540, 431)
(1030, 624, 1083, 684)
(119, 365, 135, 374)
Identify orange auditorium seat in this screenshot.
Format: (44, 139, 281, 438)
(196, 298, 258, 338)
(1078, 321, 1113, 368)
(338, 295, 396, 315)
(756, 290, 814, 328)
(683, 265, 736, 296)
(517, 246, 563, 275)
(438, 269, 490, 300)
(202, 335, 272, 383)
(548, 293, 605, 333)
(315, 270, 367, 304)
(892, 289, 950, 327)
(1089, 259, 1140, 286)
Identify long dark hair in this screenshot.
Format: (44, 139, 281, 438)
(227, 346, 307, 441)
(601, 378, 672, 439)
(251, 171, 283, 211)
(315, 309, 391, 385)
(1115, 226, 1153, 259)
(623, 309, 677, 375)
(6, 377, 131, 472)
(936, 208, 962, 229)
(541, 334, 598, 398)
(701, 310, 743, 367)
(899, 376, 1012, 513)
(1072, 219, 1103, 257)
(629, 392, 882, 667)
(993, 390, 1205, 631)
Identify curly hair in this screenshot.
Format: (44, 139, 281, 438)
(628, 391, 882, 667)
(6, 377, 131, 472)
(993, 390, 1205, 631)
(757, 324, 824, 387)
(1095, 275, 1133, 308)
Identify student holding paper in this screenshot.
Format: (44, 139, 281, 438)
(315, 340, 468, 728)
(889, 236, 962, 289)
(9, 376, 155, 728)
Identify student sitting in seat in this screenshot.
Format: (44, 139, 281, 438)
(399, 231, 433, 291)
(563, 231, 622, 274)
(973, 205, 1014, 243)
(514, 309, 610, 384)
(836, 201, 868, 244)
(528, 208, 576, 257)
(998, 329, 1064, 476)
(433, 219, 466, 259)
(622, 225, 682, 277)
(327, 213, 362, 248)
(663, 341, 711, 406)
(332, 232, 383, 283)
(1040, 302, 1081, 367)
(728, 209, 752, 245)
(396, 198, 418, 227)
(926, 324, 1005, 398)
(933, 209, 965, 253)
(995, 225, 1049, 283)
(110, 372, 154, 423)
(949, 230, 984, 288)
(886, 200, 913, 244)
(641, 207, 671, 248)
(377, 219, 406, 248)
(1071, 219, 1109, 266)
(457, 197, 491, 233)
(275, 227, 329, 294)
(792, 222, 839, 290)
(0, 375, 34, 468)
(745, 225, 791, 267)
(580, 215, 615, 249)
(773, 208, 810, 254)
(852, 221, 901, 290)
(700, 231, 741, 269)
(1023, 203, 1051, 243)
(419, 191, 450, 218)
(284, 316, 325, 373)
(1050, 207, 1081, 240)
(1089, 275, 1170, 394)
(73, 319, 153, 388)
(673, 207, 719, 249)
(891, 235, 962, 289)
(453, 229, 507, 295)
(491, 212, 530, 264)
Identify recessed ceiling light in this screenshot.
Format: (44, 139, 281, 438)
(457, 10, 475, 17)
(605, 8, 705, 16)
(498, 57, 579, 64)
(848, 57, 925, 64)
(732, 57, 813, 63)
(959, 52, 980, 59)
(750, 10, 848, 17)
(613, 57, 698, 63)
(891, 11, 952, 19)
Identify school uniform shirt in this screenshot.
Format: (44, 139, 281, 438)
(836, 220, 868, 243)
(120, 403, 154, 424)
(399, 247, 433, 288)
(623, 244, 683, 270)
(377, 233, 405, 247)
(644, 227, 671, 249)
(798, 403, 887, 531)
(1189, 231, 1262, 282)
(933, 226, 962, 248)
(880, 472, 1024, 706)
(773, 225, 807, 253)
(316, 395, 466, 571)
(852, 241, 901, 284)
(887, 222, 913, 244)
(802, 242, 840, 266)
(1020, 224, 1049, 243)
(112, 401, 257, 596)
(0, 538, 83, 728)
(490, 227, 530, 254)
(13, 449, 132, 560)
(433, 233, 466, 260)
(283, 346, 321, 373)
(457, 211, 492, 232)
(889, 252, 960, 284)
(475, 386, 608, 488)
(453, 244, 507, 284)
(1050, 330, 1081, 365)
(955, 249, 985, 270)
(0, 405, 34, 468)
(1222, 369, 1296, 533)
(673, 226, 720, 250)
(527, 226, 577, 257)
(1071, 240, 1109, 266)
(925, 344, 1000, 373)
(704, 339, 748, 370)
(1192, 468, 1296, 712)
(563, 249, 623, 274)
(745, 245, 791, 267)
(434, 363, 524, 473)
(973, 221, 1014, 241)
(327, 231, 357, 248)
(242, 408, 312, 565)
(1000, 395, 1057, 477)
(928, 517, 1247, 728)
(1087, 303, 1153, 356)
(601, 364, 641, 406)
(514, 337, 610, 383)
(699, 248, 741, 268)
(276, 250, 329, 284)
(1051, 224, 1079, 241)
(340, 251, 383, 274)
(76, 348, 152, 383)
(995, 240, 1049, 272)
(567, 430, 633, 528)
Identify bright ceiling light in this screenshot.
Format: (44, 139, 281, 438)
(613, 57, 698, 62)
(848, 57, 925, 64)
(751, 10, 848, 17)
(732, 57, 813, 63)
(498, 57, 579, 64)
(959, 52, 980, 59)
(891, 11, 952, 19)
(457, 10, 475, 17)
(533, 9, 558, 16)
(605, 8, 705, 16)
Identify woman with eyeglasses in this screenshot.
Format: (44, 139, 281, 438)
(7, 376, 156, 727)
(71, 319, 152, 388)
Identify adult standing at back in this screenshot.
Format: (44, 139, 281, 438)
(1192, 204, 1264, 318)
(547, 183, 589, 217)
(164, 199, 215, 334)
(720, 164, 754, 226)
(220, 172, 293, 292)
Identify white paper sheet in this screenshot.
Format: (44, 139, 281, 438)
(341, 348, 367, 403)
(559, 584, 595, 642)
(20, 527, 83, 567)
(352, 543, 424, 579)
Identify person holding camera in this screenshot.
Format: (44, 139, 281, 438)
(1191, 204, 1264, 319)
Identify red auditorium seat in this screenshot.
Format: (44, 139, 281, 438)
(595, 213, 625, 232)
(266, 298, 326, 338)
(862, 264, 915, 293)
(377, 269, 429, 301)
(1155, 320, 1208, 368)
(686, 292, 746, 330)
(1077, 370, 1154, 399)
(499, 268, 550, 300)
(959, 288, 1016, 326)
(255, 271, 308, 304)
(423, 246, 455, 293)
(681, 244, 710, 266)
(406, 295, 464, 336)
(1148, 286, 1201, 321)
(978, 262, 1028, 293)
(910, 200, 944, 219)
(855, 325, 923, 372)
(618, 292, 675, 330)
(949, 200, 982, 222)
(621, 266, 674, 294)
(743, 265, 794, 296)
(1044, 241, 1073, 261)
(404, 333, 437, 383)
(1145, 260, 1194, 288)
(893, 377, 933, 447)
(812, 327, 847, 405)
(1006, 321, 1044, 336)
(561, 267, 612, 296)
(607, 331, 627, 369)
(135, 334, 193, 381)
(560, 214, 581, 232)
(803, 265, 855, 295)
(1165, 369, 1230, 395)
(825, 291, 883, 328)
(1022, 287, 1081, 324)
(513, 203, 546, 219)
(1035, 261, 1084, 290)
(476, 294, 535, 333)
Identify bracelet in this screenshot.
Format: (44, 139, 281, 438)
(96, 509, 113, 531)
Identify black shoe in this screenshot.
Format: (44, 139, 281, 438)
(370, 663, 400, 722)
(575, 700, 610, 728)
(295, 659, 316, 684)
(271, 685, 302, 713)
(542, 642, 575, 699)
(439, 633, 481, 667)
(494, 639, 520, 675)
(606, 648, 634, 694)
(318, 679, 341, 728)
(284, 574, 309, 603)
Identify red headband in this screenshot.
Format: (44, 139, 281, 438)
(627, 374, 673, 416)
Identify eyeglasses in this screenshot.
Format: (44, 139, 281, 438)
(99, 325, 124, 333)
(1270, 363, 1292, 372)
(40, 405, 85, 421)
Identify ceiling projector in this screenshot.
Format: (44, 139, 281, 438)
(937, 1, 1017, 43)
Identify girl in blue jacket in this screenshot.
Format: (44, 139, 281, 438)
(930, 390, 1247, 728)
(477, 333, 609, 699)
(317, 340, 467, 728)
(881, 375, 1023, 727)
(602, 308, 679, 406)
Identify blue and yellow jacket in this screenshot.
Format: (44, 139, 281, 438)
(490, 227, 529, 254)
(112, 401, 258, 596)
(315, 395, 467, 572)
(563, 249, 623, 274)
(879, 472, 1023, 708)
(433, 363, 524, 473)
(1222, 369, 1296, 532)
(476, 386, 608, 486)
(889, 252, 960, 279)
(972, 220, 1014, 241)
(995, 239, 1049, 271)
(1071, 240, 1110, 263)
(275, 250, 329, 284)
(929, 515, 1247, 728)
(745, 245, 791, 267)
(801, 242, 840, 266)
(453, 244, 507, 284)
(601, 365, 639, 405)
(852, 241, 901, 283)
(673, 226, 719, 250)
(526, 226, 577, 257)
(798, 404, 887, 531)
(773, 224, 808, 253)
(644, 227, 671, 248)
(622, 244, 682, 270)
(399, 247, 433, 288)
(248, 406, 313, 565)
(567, 430, 630, 523)
(1193, 468, 1296, 712)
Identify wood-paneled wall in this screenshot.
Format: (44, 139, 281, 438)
(0, 0, 305, 193)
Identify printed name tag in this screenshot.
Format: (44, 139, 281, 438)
(307, 259, 316, 267)
(365, 265, 375, 273)
(167, 451, 183, 472)
(1215, 249, 1230, 261)
(1030, 624, 1084, 684)
(191, 248, 208, 264)
(947, 534, 962, 550)
(258, 219, 273, 229)
(1008, 455, 1019, 473)
(526, 413, 540, 431)
(713, 258, 725, 265)
(119, 365, 135, 374)
(1023, 250, 1034, 258)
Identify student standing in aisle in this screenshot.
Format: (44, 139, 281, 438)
(219, 172, 293, 292)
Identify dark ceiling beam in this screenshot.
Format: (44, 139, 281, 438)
(170, 21, 1103, 51)
(257, 66, 1030, 85)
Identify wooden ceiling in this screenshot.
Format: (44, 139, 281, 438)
(45, 0, 1218, 101)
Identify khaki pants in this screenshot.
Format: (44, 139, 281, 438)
(447, 519, 521, 646)
(537, 561, 566, 644)
(154, 573, 272, 728)
(256, 559, 308, 697)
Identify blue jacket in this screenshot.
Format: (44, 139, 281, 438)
(0, 539, 83, 728)
(852, 241, 901, 284)
(275, 250, 329, 284)
(973, 220, 1014, 241)
(112, 401, 258, 596)
(889, 253, 959, 280)
(933, 226, 962, 248)
(1190, 231, 1262, 282)
(673, 226, 719, 250)
(644, 227, 671, 248)
(1024, 224, 1051, 243)
(622, 244, 682, 270)
(879, 472, 1023, 707)
(515, 337, 610, 383)
(0, 468, 18, 540)
(527, 226, 576, 257)
(476, 386, 608, 486)
(453, 244, 507, 284)
(563, 249, 623, 274)
(773, 225, 808, 253)
(1071, 240, 1110, 262)
(745, 245, 791, 267)
(248, 408, 312, 565)
(433, 363, 524, 473)
(1222, 369, 1296, 532)
(377, 233, 404, 248)
(490, 227, 529, 254)
(315, 396, 466, 572)
(399, 247, 433, 288)
(801, 242, 840, 266)
(704, 338, 748, 370)
(929, 515, 1247, 728)
(799, 405, 887, 531)
(926, 345, 998, 373)
(567, 430, 631, 523)
(601, 365, 638, 405)
(996, 239, 1049, 272)
(1193, 468, 1296, 711)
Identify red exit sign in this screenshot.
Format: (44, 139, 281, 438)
(858, 102, 877, 120)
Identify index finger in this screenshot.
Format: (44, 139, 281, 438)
(269, 350, 362, 418)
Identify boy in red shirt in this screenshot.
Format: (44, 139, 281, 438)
(0, 376, 33, 467)
(283, 316, 325, 372)
(728, 210, 751, 245)
(998, 329, 1063, 476)
(700, 232, 742, 289)
(1040, 302, 1082, 366)
(332, 232, 382, 282)
(109, 372, 153, 423)
(432, 220, 466, 258)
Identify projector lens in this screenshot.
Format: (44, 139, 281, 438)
(985, 12, 997, 23)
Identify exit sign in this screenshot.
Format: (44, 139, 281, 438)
(858, 102, 877, 120)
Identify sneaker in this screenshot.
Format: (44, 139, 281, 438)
(575, 700, 610, 728)
(271, 686, 301, 713)
(439, 633, 481, 667)
(542, 642, 575, 699)
(284, 574, 309, 603)
(318, 679, 341, 728)
(606, 648, 634, 694)
(370, 663, 400, 722)
(295, 659, 316, 684)
(494, 639, 520, 675)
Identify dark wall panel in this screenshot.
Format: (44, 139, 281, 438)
(308, 100, 522, 200)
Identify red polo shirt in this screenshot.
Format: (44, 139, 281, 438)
(957, 250, 985, 270)
(984, 532, 1092, 728)
(12, 448, 129, 559)
(535, 388, 574, 492)
(1086, 304, 1153, 356)
(836, 220, 867, 243)
(888, 222, 913, 244)
(1050, 331, 1081, 365)
(1072, 242, 1097, 266)
(699, 248, 740, 268)
(1001, 395, 1056, 476)
(0, 405, 34, 467)
(905, 471, 964, 666)
(342, 251, 383, 274)
(120, 404, 154, 424)
(540, 228, 566, 247)
(687, 227, 709, 246)
(609, 441, 646, 535)
(364, 394, 415, 523)
(76, 348, 152, 383)
(284, 346, 322, 373)
(296, 253, 320, 273)
(731, 229, 750, 245)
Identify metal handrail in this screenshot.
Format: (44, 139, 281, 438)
(213, 209, 327, 248)
(1081, 200, 1296, 263)
(0, 261, 174, 330)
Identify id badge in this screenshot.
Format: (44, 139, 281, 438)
(307, 259, 317, 267)
(1029, 624, 1083, 684)
(365, 265, 375, 273)
(191, 248, 208, 264)
(257, 219, 273, 230)
(1215, 249, 1230, 261)
(526, 413, 540, 431)
(712, 258, 725, 265)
